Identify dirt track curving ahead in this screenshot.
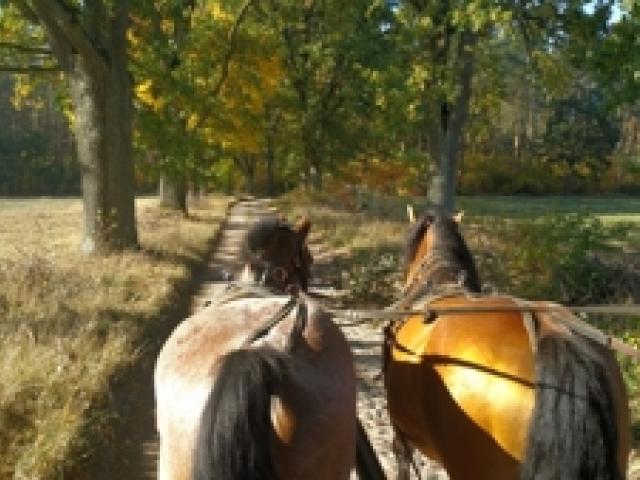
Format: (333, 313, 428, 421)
(305, 220, 448, 480)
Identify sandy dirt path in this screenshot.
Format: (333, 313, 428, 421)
(307, 233, 448, 480)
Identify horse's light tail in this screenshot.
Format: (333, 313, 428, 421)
(520, 335, 622, 480)
(193, 347, 289, 480)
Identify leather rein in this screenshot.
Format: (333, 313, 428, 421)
(378, 252, 640, 359)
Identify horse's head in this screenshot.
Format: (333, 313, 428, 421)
(404, 211, 481, 293)
(241, 216, 313, 293)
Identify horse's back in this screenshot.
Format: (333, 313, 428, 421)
(155, 297, 357, 480)
(387, 296, 537, 479)
(386, 295, 630, 479)
(155, 298, 292, 421)
(155, 297, 295, 480)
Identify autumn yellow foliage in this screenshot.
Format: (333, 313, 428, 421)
(339, 158, 422, 196)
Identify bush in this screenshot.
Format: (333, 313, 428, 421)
(471, 214, 637, 304)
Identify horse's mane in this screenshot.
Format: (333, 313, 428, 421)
(405, 212, 482, 293)
(405, 213, 432, 266)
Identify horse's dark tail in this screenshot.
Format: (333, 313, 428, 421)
(355, 418, 386, 480)
(193, 347, 290, 480)
(520, 334, 622, 480)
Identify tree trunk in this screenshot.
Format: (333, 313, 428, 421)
(159, 174, 187, 214)
(233, 154, 256, 195)
(304, 138, 323, 191)
(246, 160, 255, 195)
(266, 147, 276, 196)
(443, 37, 475, 212)
(427, 32, 476, 213)
(311, 160, 323, 190)
(189, 183, 205, 204)
(28, 0, 138, 254)
(68, 46, 137, 253)
(265, 106, 278, 196)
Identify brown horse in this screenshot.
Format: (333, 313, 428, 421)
(155, 216, 359, 480)
(384, 212, 630, 480)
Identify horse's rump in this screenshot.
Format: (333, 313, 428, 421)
(385, 295, 536, 468)
(155, 299, 295, 480)
(194, 347, 290, 480)
(385, 294, 629, 479)
(156, 296, 357, 480)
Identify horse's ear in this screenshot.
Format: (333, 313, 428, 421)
(294, 216, 311, 240)
(452, 211, 464, 224)
(407, 204, 416, 224)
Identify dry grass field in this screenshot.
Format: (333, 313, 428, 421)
(0, 196, 231, 479)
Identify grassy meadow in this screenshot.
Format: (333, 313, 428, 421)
(0, 196, 231, 479)
(278, 190, 640, 448)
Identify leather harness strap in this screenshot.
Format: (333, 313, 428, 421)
(384, 295, 640, 360)
(241, 296, 299, 348)
(383, 288, 471, 371)
(511, 297, 539, 354)
(204, 281, 303, 349)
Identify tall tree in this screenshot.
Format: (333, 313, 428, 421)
(537, 88, 620, 192)
(585, 2, 640, 106)
(264, 0, 391, 190)
(130, 0, 190, 213)
(393, 1, 489, 211)
(393, 0, 616, 211)
(132, 0, 266, 202)
(3, 0, 137, 253)
(0, 74, 78, 195)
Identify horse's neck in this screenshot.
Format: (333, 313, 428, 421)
(406, 251, 472, 302)
(422, 249, 468, 284)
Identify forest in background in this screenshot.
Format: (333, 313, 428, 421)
(1, 2, 640, 477)
(0, 1, 639, 249)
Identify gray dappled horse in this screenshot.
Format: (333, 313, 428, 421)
(154, 217, 362, 480)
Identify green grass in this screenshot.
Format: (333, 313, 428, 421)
(457, 196, 640, 258)
(457, 195, 640, 219)
(304, 188, 640, 226)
